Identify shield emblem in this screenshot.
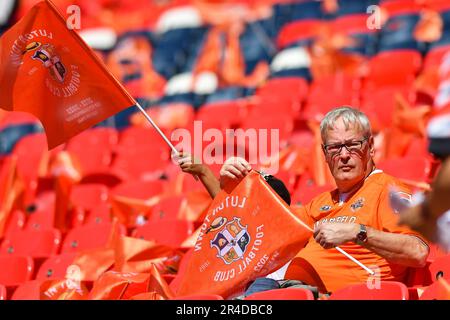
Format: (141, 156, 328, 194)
(210, 217, 250, 265)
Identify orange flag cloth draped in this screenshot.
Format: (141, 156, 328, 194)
(0, 0, 135, 149)
(176, 171, 312, 299)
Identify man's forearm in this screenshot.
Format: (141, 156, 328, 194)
(199, 166, 221, 198)
(362, 227, 429, 268)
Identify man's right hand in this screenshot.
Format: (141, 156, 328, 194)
(220, 157, 252, 188)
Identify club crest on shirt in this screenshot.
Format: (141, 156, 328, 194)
(210, 217, 250, 265)
(350, 197, 365, 212)
(320, 205, 332, 212)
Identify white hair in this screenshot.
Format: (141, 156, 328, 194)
(320, 106, 372, 143)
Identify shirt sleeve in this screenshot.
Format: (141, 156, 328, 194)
(378, 185, 429, 245)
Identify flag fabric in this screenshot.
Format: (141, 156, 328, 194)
(89, 265, 174, 300)
(175, 171, 312, 299)
(0, 155, 24, 238)
(113, 235, 183, 274)
(49, 151, 82, 231)
(0, 0, 135, 149)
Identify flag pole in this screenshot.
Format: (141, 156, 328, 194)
(259, 178, 375, 275)
(135, 102, 178, 155)
(135, 102, 200, 181)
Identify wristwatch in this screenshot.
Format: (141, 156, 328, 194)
(356, 224, 368, 245)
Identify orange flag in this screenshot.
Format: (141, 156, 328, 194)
(49, 151, 82, 232)
(89, 266, 174, 300)
(0, 0, 135, 149)
(176, 171, 312, 299)
(113, 236, 182, 274)
(0, 155, 25, 238)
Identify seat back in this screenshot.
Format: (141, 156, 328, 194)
(420, 279, 450, 300)
(132, 220, 194, 247)
(11, 280, 43, 300)
(35, 253, 77, 281)
(329, 281, 409, 300)
(0, 228, 61, 258)
(0, 256, 34, 286)
(245, 288, 315, 300)
(61, 223, 125, 253)
(429, 255, 450, 281)
(0, 284, 6, 300)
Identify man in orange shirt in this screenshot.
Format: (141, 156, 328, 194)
(220, 106, 429, 294)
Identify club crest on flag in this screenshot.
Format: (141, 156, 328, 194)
(22, 41, 67, 83)
(210, 217, 250, 265)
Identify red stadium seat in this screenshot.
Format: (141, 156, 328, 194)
(66, 127, 119, 176)
(25, 191, 56, 231)
(173, 294, 224, 300)
(240, 113, 295, 144)
(276, 19, 323, 49)
(83, 204, 112, 225)
(331, 14, 376, 34)
(149, 195, 185, 222)
(248, 98, 301, 119)
(0, 284, 6, 300)
(195, 100, 248, 131)
(245, 288, 315, 300)
(429, 255, 450, 281)
(377, 156, 432, 184)
(35, 253, 77, 281)
(131, 220, 194, 247)
(0, 229, 61, 258)
(0, 256, 34, 286)
(303, 75, 361, 120)
(11, 280, 42, 300)
(12, 133, 48, 202)
(111, 180, 166, 200)
(111, 147, 170, 181)
(79, 171, 125, 188)
(419, 280, 450, 300)
(116, 126, 169, 156)
(3, 209, 26, 239)
(61, 223, 126, 253)
(70, 183, 109, 213)
(329, 281, 409, 300)
(423, 45, 450, 70)
(365, 50, 422, 90)
(380, 0, 422, 16)
(255, 77, 309, 105)
(360, 85, 415, 130)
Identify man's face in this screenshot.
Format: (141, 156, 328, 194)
(323, 118, 374, 192)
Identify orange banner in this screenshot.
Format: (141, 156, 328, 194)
(0, 0, 135, 149)
(176, 171, 311, 298)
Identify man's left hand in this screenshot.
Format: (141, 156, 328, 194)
(314, 223, 359, 249)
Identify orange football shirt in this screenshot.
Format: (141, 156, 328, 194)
(286, 170, 428, 293)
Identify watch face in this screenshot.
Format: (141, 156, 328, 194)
(357, 233, 367, 241)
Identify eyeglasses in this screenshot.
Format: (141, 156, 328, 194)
(323, 137, 369, 156)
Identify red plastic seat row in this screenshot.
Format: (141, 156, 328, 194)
(329, 281, 409, 300)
